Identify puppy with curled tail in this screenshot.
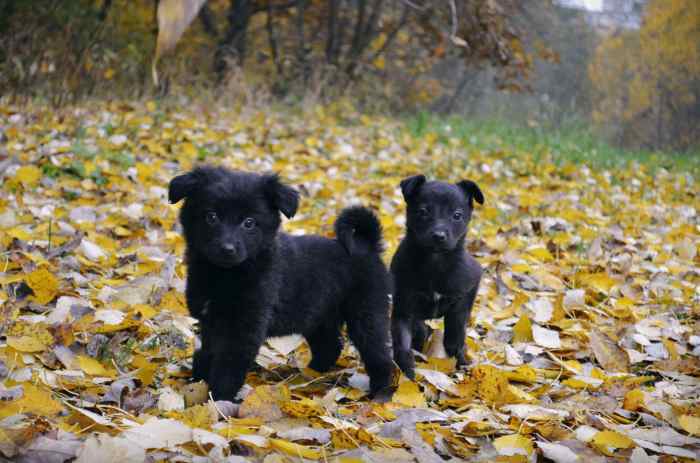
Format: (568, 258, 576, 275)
(169, 166, 393, 400)
(391, 174, 484, 380)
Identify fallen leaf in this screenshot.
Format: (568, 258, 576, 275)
(623, 389, 645, 411)
(392, 380, 427, 408)
(401, 428, 443, 463)
(678, 415, 700, 436)
(268, 438, 322, 460)
(26, 267, 59, 305)
(493, 433, 533, 457)
(7, 335, 47, 353)
(157, 387, 185, 412)
(239, 384, 289, 421)
(591, 430, 634, 456)
(512, 314, 533, 343)
(537, 441, 580, 462)
(122, 417, 191, 449)
(75, 435, 145, 463)
(16, 165, 42, 186)
(532, 324, 561, 349)
(76, 356, 108, 376)
(589, 329, 629, 372)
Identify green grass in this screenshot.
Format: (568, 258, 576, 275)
(405, 113, 700, 174)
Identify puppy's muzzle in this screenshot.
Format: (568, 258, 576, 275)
(219, 241, 247, 265)
(431, 230, 447, 244)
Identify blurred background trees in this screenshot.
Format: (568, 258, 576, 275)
(0, 0, 698, 153)
(589, 0, 699, 151)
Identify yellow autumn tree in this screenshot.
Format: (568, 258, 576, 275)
(589, 0, 700, 151)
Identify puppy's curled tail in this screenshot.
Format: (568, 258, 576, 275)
(335, 206, 384, 256)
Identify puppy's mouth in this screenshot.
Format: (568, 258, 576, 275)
(210, 254, 247, 268)
(430, 244, 454, 253)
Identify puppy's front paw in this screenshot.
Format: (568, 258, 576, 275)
(370, 386, 394, 403)
(394, 350, 416, 380)
(445, 343, 468, 368)
(455, 352, 469, 369)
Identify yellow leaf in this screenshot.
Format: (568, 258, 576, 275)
(622, 389, 645, 411)
(373, 56, 386, 70)
(168, 404, 215, 428)
(26, 267, 59, 305)
(160, 290, 189, 315)
(392, 380, 426, 408)
(661, 338, 680, 360)
(6, 335, 47, 353)
(331, 429, 359, 450)
(16, 165, 42, 186)
(512, 315, 533, 343)
(133, 304, 157, 320)
(471, 365, 511, 406)
(562, 377, 602, 390)
(268, 438, 322, 460)
(239, 385, 289, 421)
(0, 383, 63, 419)
(590, 430, 634, 456)
(493, 434, 533, 456)
(504, 365, 537, 384)
(179, 142, 197, 159)
(77, 355, 108, 376)
(280, 398, 324, 418)
(582, 272, 617, 294)
(507, 384, 537, 403)
(426, 356, 456, 373)
(678, 415, 700, 436)
(528, 246, 553, 262)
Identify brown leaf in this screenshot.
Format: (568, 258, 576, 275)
(589, 329, 629, 373)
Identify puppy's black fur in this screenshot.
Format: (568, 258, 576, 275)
(391, 174, 484, 379)
(169, 166, 393, 400)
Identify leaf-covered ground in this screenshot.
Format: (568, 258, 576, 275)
(1, 100, 699, 463)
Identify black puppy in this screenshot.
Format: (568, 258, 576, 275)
(391, 174, 484, 379)
(168, 166, 393, 400)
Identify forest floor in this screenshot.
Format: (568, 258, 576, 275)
(1, 100, 699, 462)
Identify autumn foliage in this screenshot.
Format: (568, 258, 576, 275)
(588, 0, 700, 151)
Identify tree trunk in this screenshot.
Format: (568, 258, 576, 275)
(215, 0, 253, 78)
(266, 1, 283, 76)
(325, 0, 339, 64)
(296, 0, 310, 85)
(344, 0, 366, 75)
(198, 4, 217, 38)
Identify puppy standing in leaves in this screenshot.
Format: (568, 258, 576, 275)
(168, 166, 393, 400)
(391, 175, 484, 379)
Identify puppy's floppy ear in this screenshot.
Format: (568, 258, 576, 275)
(263, 174, 299, 219)
(400, 174, 426, 201)
(456, 180, 484, 206)
(169, 172, 199, 204)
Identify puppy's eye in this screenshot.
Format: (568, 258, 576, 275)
(452, 210, 463, 221)
(242, 217, 256, 229)
(205, 211, 219, 225)
(418, 207, 429, 218)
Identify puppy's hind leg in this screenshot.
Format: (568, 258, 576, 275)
(411, 320, 432, 352)
(192, 348, 212, 382)
(345, 299, 393, 396)
(306, 317, 343, 373)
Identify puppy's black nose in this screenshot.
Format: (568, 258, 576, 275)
(222, 242, 237, 255)
(432, 231, 447, 243)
